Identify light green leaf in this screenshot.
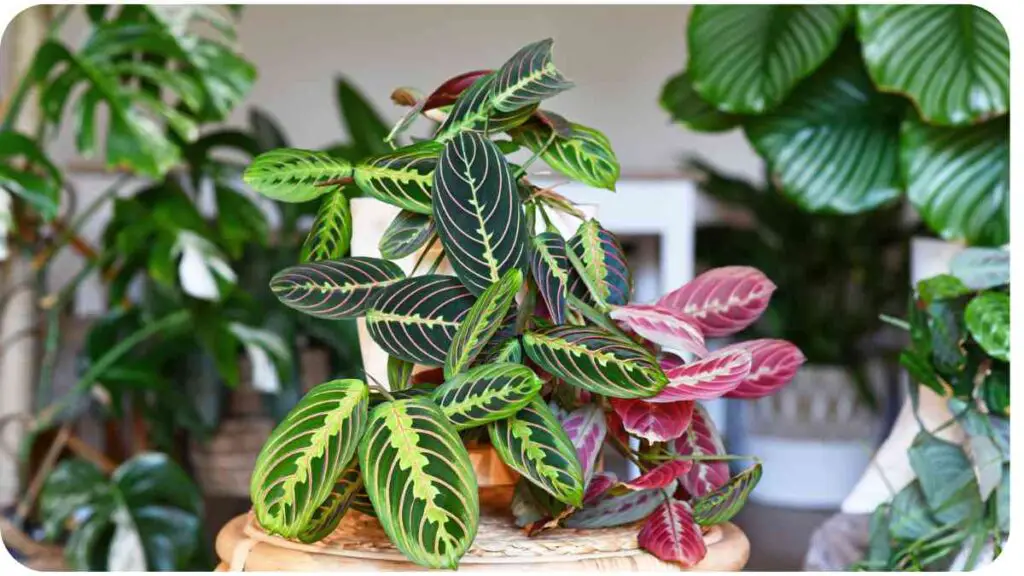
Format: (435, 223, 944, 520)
(964, 292, 1009, 362)
(490, 38, 574, 113)
(445, 268, 523, 378)
(270, 257, 406, 319)
(301, 186, 352, 262)
(244, 148, 353, 203)
(915, 274, 971, 305)
(433, 362, 543, 430)
(353, 141, 441, 214)
(659, 69, 741, 133)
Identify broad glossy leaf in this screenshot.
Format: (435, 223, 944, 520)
(244, 148, 353, 203)
(722, 339, 806, 399)
(387, 356, 414, 391)
(657, 266, 775, 338)
(359, 398, 478, 569)
(271, 257, 405, 319)
(688, 5, 851, 113)
(902, 115, 1008, 247)
(300, 186, 352, 262)
(490, 38, 573, 113)
(432, 131, 528, 295)
(965, 292, 1009, 362)
(744, 40, 905, 213)
(908, 431, 983, 526)
(609, 304, 708, 358)
(568, 219, 632, 307)
(434, 73, 537, 142)
(608, 460, 693, 497)
(335, 77, 390, 157)
(445, 268, 523, 378)
(250, 379, 368, 538)
(297, 459, 362, 543)
(556, 404, 607, 483)
(692, 463, 762, 526)
(610, 397, 694, 442)
(584, 471, 618, 505)
(523, 325, 668, 399)
(650, 347, 751, 402)
(512, 121, 620, 191)
(353, 141, 442, 215)
(670, 404, 729, 498)
(950, 248, 1009, 290)
(530, 232, 574, 325)
(432, 362, 543, 430)
(379, 210, 435, 260)
(857, 5, 1009, 126)
(916, 274, 972, 305)
(638, 499, 706, 567)
(366, 275, 476, 366)
(660, 69, 740, 133)
(488, 397, 585, 506)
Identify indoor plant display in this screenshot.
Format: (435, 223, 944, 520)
(242, 39, 805, 569)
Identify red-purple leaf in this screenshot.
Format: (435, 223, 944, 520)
(557, 404, 607, 483)
(422, 69, 493, 110)
(608, 460, 693, 496)
(648, 348, 752, 402)
(722, 339, 806, 399)
(671, 404, 729, 498)
(609, 397, 694, 442)
(583, 471, 618, 504)
(609, 304, 708, 358)
(656, 266, 776, 337)
(638, 499, 707, 567)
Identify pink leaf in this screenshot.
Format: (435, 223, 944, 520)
(722, 339, 806, 399)
(657, 266, 776, 337)
(557, 404, 607, 483)
(583, 471, 618, 504)
(608, 460, 693, 496)
(638, 499, 707, 567)
(609, 304, 708, 358)
(671, 404, 729, 498)
(609, 397, 694, 442)
(647, 348, 752, 402)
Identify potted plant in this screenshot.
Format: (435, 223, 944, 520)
(237, 38, 805, 570)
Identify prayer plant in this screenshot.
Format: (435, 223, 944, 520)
(243, 39, 805, 569)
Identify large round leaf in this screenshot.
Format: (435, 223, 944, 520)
(432, 362, 543, 430)
(353, 141, 441, 215)
(250, 379, 369, 538)
(744, 40, 905, 213)
(444, 268, 523, 379)
(659, 70, 740, 133)
(901, 115, 1008, 247)
(270, 257, 406, 319)
(358, 397, 479, 569)
(243, 148, 353, 203)
(365, 275, 476, 366)
(965, 292, 1009, 362)
(857, 5, 1009, 126)
(687, 5, 851, 114)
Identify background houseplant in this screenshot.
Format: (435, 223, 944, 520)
(241, 38, 806, 569)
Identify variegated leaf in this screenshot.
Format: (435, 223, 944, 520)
(493, 337, 523, 364)
(434, 73, 538, 142)
(387, 356, 414, 391)
(584, 471, 618, 505)
(609, 304, 708, 358)
(522, 326, 668, 399)
(270, 257, 405, 319)
(638, 499, 707, 567)
(351, 484, 375, 517)
(297, 459, 362, 543)
(511, 121, 620, 191)
(556, 404, 607, 483)
(490, 38, 574, 113)
(648, 348, 752, 402)
(378, 210, 435, 261)
(950, 247, 1010, 290)
(432, 363, 543, 430)
(568, 219, 632, 307)
(353, 141, 441, 215)
(300, 186, 352, 262)
(670, 404, 729, 498)
(692, 463, 762, 526)
(244, 148, 353, 203)
(250, 379, 369, 538)
(488, 397, 584, 506)
(366, 275, 476, 366)
(445, 268, 523, 378)
(608, 460, 693, 497)
(565, 484, 672, 529)
(657, 266, 776, 338)
(722, 339, 806, 399)
(609, 397, 694, 442)
(432, 131, 529, 295)
(530, 231, 574, 325)
(358, 398, 479, 569)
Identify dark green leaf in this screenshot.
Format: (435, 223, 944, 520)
(529, 232, 574, 324)
(271, 257, 405, 319)
(0, 130, 63, 219)
(300, 186, 352, 262)
(387, 355, 414, 391)
(40, 459, 112, 540)
(244, 148, 353, 203)
(692, 463, 762, 526)
(433, 362, 543, 430)
(353, 141, 441, 214)
(296, 459, 362, 543)
(964, 291, 1009, 362)
(915, 274, 971, 305)
(489, 38, 574, 113)
(445, 268, 523, 378)
(889, 481, 941, 541)
(215, 185, 268, 258)
(567, 219, 632, 307)
(908, 432, 983, 527)
(379, 210, 435, 260)
(659, 69, 740, 132)
(335, 77, 390, 157)
(248, 108, 290, 151)
(434, 73, 537, 142)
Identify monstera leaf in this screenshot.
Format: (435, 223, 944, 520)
(609, 304, 708, 358)
(445, 268, 523, 378)
(965, 292, 1009, 362)
(744, 39, 905, 213)
(692, 463, 762, 526)
(523, 326, 668, 399)
(432, 131, 529, 295)
(270, 257, 405, 319)
(359, 398, 479, 569)
(556, 404, 607, 484)
(250, 379, 368, 538)
(950, 248, 1009, 290)
(297, 459, 363, 543)
(0, 131, 62, 219)
(649, 347, 752, 402)
(529, 231, 575, 325)
(490, 38, 574, 113)
(244, 148, 353, 203)
(434, 73, 538, 142)
(657, 266, 775, 338)
(366, 275, 477, 366)
(638, 499, 706, 567)
(857, 5, 1009, 126)
(722, 339, 806, 399)
(379, 210, 435, 260)
(902, 116, 1008, 247)
(565, 484, 672, 529)
(659, 70, 740, 133)
(607, 460, 693, 497)
(670, 404, 729, 498)
(511, 120, 620, 191)
(610, 397, 694, 442)
(300, 186, 352, 262)
(567, 220, 632, 307)
(687, 5, 851, 114)
(489, 397, 585, 506)
(353, 141, 442, 215)
(432, 362, 543, 430)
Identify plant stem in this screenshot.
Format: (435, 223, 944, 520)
(410, 234, 440, 276)
(605, 433, 648, 472)
(878, 314, 910, 331)
(640, 451, 762, 465)
(367, 383, 395, 402)
(514, 130, 557, 179)
(566, 293, 628, 339)
(32, 175, 128, 270)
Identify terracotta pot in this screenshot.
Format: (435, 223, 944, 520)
(466, 443, 518, 510)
